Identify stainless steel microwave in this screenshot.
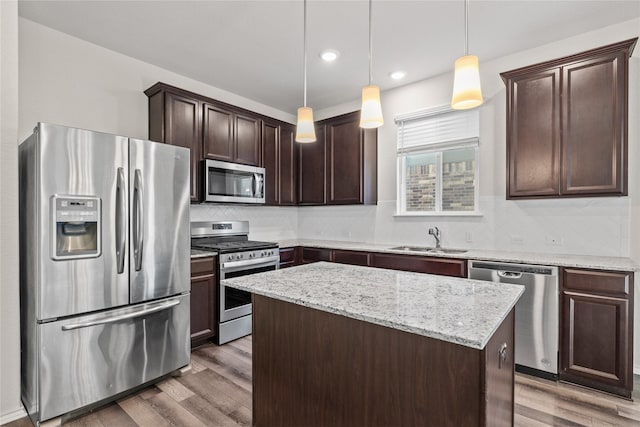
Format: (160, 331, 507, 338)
(203, 159, 265, 204)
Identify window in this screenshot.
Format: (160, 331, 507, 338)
(396, 107, 479, 215)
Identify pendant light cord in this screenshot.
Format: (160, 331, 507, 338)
(303, 0, 308, 107)
(464, 0, 469, 55)
(368, 0, 373, 85)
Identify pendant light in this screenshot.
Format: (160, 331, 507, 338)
(451, 0, 483, 110)
(295, 0, 316, 143)
(359, 0, 384, 129)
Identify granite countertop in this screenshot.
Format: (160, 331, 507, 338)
(222, 262, 524, 350)
(190, 248, 218, 258)
(277, 239, 638, 272)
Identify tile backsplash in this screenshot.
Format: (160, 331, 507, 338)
(192, 196, 629, 258)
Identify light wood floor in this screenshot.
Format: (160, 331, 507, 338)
(5, 336, 640, 426)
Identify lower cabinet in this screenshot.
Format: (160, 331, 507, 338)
(560, 268, 634, 398)
(190, 256, 217, 348)
(279, 247, 301, 269)
(372, 253, 467, 278)
(301, 247, 333, 264)
(332, 249, 371, 267)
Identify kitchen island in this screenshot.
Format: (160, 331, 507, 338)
(223, 262, 524, 426)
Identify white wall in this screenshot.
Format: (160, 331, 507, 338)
(0, 1, 23, 424)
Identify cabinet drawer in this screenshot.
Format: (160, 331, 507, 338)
(563, 269, 630, 296)
(333, 250, 370, 267)
(302, 247, 332, 263)
(372, 253, 467, 278)
(191, 256, 216, 277)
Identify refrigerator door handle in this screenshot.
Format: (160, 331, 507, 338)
(61, 299, 180, 331)
(115, 167, 127, 274)
(133, 169, 144, 271)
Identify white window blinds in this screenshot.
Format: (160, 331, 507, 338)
(395, 107, 479, 154)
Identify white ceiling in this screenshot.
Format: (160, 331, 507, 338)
(18, 0, 640, 113)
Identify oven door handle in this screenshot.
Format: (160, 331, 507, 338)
(221, 255, 280, 271)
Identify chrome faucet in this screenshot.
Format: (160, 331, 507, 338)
(428, 227, 441, 249)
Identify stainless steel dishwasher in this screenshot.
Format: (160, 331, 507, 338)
(468, 260, 559, 377)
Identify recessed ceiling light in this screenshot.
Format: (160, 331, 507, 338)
(390, 71, 406, 80)
(320, 50, 340, 62)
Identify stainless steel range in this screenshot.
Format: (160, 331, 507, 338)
(191, 221, 279, 344)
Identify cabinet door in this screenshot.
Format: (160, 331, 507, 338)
(235, 113, 261, 166)
(203, 102, 234, 162)
(326, 114, 363, 204)
(190, 257, 217, 347)
(279, 247, 300, 269)
(165, 92, 201, 202)
(372, 253, 467, 278)
(279, 124, 297, 206)
(298, 125, 326, 205)
(505, 68, 561, 198)
(560, 269, 633, 397)
(262, 120, 279, 205)
(332, 250, 370, 267)
(561, 50, 627, 196)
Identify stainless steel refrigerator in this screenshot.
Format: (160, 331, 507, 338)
(19, 123, 191, 425)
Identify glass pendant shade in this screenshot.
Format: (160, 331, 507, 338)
(359, 85, 384, 129)
(451, 55, 483, 110)
(295, 107, 316, 143)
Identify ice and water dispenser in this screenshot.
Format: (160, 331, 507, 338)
(51, 195, 101, 259)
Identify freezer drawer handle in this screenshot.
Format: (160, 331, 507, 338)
(61, 299, 180, 331)
(116, 167, 127, 274)
(133, 169, 144, 271)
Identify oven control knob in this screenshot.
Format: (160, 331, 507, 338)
(239, 254, 243, 259)
(249, 253, 254, 258)
(261, 251, 265, 257)
(230, 255, 235, 260)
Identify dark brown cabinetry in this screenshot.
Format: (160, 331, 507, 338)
(298, 112, 377, 206)
(201, 103, 261, 166)
(332, 250, 371, 267)
(190, 256, 217, 347)
(501, 38, 636, 199)
(372, 253, 467, 278)
(146, 82, 264, 203)
(560, 268, 634, 397)
(279, 247, 301, 269)
(263, 120, 297, 206)
(146, 87, 202, 202)
(301, 247, 333, 264)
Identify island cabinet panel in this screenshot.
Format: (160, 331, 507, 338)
(560, 268, 633, 398)
(332, 249, 371, 267)
(501, 38, 636, 199)
(371, 253, 467, 278)
(279, 247, 301, 269)
(252, 295, 515, 427)
(190, 256, 217, 348)
(301, 247, 333, 264)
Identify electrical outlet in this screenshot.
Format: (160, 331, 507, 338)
(545, 236, 563, 246)
(465, 231, 473, 243)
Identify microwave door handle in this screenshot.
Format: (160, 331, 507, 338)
(253, 173, 263, 198)
(115, 167, 126, 274)
(133, 169, 144, 271)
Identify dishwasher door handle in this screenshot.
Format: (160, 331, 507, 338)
(498, 270, 522, 279)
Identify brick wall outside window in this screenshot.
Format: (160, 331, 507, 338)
(406, 160, 475, 211)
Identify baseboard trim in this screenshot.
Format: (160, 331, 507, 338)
(1, 406, 27, 425)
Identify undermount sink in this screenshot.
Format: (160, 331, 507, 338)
(389, 246, 467, 254)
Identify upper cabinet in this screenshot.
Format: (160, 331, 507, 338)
(501, 38, 637, 199)
(146, 84, 378, 206)
(299, 111, 378, 206)
(146, 86, 202, 202)
(145, 83, 263, 202)
(263, 119, 297, 206)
